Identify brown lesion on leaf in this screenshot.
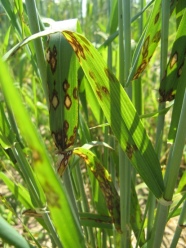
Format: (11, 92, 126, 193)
(89, 71, 96, 80)
(170, 52, 178, 69)
(63, 79, 70, 92)
(133, 60, 147, 80)
(177, 62, 184, 77)
(73, 126, 77, 135)
(83, 44, 94, 58)
(64, 94, 72, 109)
(101, 86, 109, 94)
(152, 30, 161, 43)
(63, 120, 69, 132)
(57, 150, 73, 176)
(79, 35, 91, 46)
(50, 89, 59, 110)
(64, 31, 86, 61)
(104, 68, 118, 83)
(159, 88, 175, 102)
(142, 36, 150, 59)
(44, 181, 61, 208)
(52, 130, 68, 151)
(96, 89, 102, 100)
(154, 12, 160, 24)
(46, 45, 57, 74)
(73, 87, 78, 99)
(125, 143, 138, 159)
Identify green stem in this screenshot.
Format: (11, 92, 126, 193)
(147, 0, 170, 245)
(170, 199, 186, 248)
(118, 0, 131, 247)
(152, 89, 186, 247)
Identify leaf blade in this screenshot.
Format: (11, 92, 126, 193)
(63, 30, 164, 198)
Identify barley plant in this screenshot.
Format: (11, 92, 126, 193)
(0, 0, 186, 247)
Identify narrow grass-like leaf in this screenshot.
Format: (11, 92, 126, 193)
(128, 0, 177, 83)
(0, 216, 32, 248)
(79, 213, 113, 229)
(63, 30, 164, 198)
(130, 182, 145, 246)
(0, 58, 85, 248)
(0, 102, 16, 148)
(73, 147, 121, 232)
(159, 9, 186, 102)
(0, 172, 33, 209)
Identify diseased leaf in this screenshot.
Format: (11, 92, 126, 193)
(73, 147, 121, 232)
(128, 0, 177, 83)
(62, 30, 164, 198)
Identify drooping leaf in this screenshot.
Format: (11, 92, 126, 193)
(62, 30, 164, 198)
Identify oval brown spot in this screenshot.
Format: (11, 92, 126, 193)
(64, 94, 72, 109)
(89, 71, 96, 80)
(102, 86, 109, 94)
(152, 30, 161, 43)
(73, 87, 78, 99)
(177, 62, 184, 77)
(63, 79, 70, 92)
(104, 68, 117, 82)
(47, 45, 58, 74)
(51, 90, 59, 109)
(96, 90, 102, 100)
(63, 120, 69, 132)
(154, 12, 160, 24)
(170, 52, 178, 69)
(142, 36, 150, 58)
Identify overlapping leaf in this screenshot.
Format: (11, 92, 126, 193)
(128, 0, 177, 83)
(0, 58, 86, 248)
(62, 31, 164, 198)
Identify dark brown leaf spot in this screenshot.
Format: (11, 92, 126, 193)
(142, 36, 150, 58)
(46, 45, 57, 74)
(89, 71, 96, 80)
(63, 120, 69, 132)
(96, 90, 102, 100)
(65, 32, 86, 61)
(102, 86, 109, 94)
(159, 88, 175, 102)
(133, 60, 147, 79)
(152, 30, 161, 43)
(63, 79, 70, 92)
(79, 35, 90, 46)
(73, 87, 78, 99)
(57, 150, 73, 176)
(104, 68, 117, 83)
(154, 12, 160, 24)
(177, 62, 184, 77)
(170, 52, 178, 69)
(50, 89, 59, 109)
(125, 143, 137, 159)
(64, 94, 72, 109)
(73, 126, 77, 134)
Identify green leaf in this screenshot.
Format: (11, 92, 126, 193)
(159, 9, 186, 102)
(73, 147, 121, 232)
(0, 57, 86, 248)
(0, 102, 16, 148)
(0, 172, 33, 209)
(62, 30, 164, 199)
(0, 216, 32, 248)
(129, 0, 177, 83)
